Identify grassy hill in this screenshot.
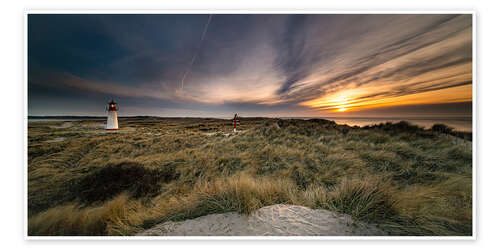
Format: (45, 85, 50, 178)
(27, 118, 472, 236)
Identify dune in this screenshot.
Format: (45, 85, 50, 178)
(137, 204, 387, 236)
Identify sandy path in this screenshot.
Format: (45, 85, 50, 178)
(50, 122, 73, 129)
(137, 204, 386, 236)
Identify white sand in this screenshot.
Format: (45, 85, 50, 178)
(137, 204, 387, 236)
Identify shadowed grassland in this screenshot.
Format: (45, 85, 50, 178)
(27, 118, 472, 236)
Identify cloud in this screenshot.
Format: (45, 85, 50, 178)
(269, 15, 472, 103)
(28, 14, 473, 117)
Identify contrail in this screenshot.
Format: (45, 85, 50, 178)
(180, 14, 213, 90)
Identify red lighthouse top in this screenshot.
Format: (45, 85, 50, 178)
(107, 100, 118, 111)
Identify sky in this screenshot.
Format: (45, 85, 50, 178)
(28, 14, 473, 118)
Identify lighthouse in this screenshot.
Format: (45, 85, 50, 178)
(106, 100, 119, 130)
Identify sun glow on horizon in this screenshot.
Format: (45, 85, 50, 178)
(301, 88, 364, 113)
(301, 83, 472, 114)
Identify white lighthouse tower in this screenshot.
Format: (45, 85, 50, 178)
(105, 100, 119, 130)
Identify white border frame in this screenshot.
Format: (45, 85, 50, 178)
(24, 10, 477, 241)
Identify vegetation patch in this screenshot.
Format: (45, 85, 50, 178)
(328, 177, 397, 222)
(74, 161, 177, 204)
(28, 117, 472, 236)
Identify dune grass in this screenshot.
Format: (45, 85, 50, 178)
(27, 118, 472, 236)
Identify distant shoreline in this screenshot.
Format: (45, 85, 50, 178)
(28, 116, 472, 132)
(27, 115, 472, 120)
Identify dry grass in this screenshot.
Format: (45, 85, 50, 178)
(27, 118, 472, 236)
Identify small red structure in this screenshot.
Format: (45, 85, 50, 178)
(233, 114, 240, 132)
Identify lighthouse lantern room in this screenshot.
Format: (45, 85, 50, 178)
(106, 100, 119, 130)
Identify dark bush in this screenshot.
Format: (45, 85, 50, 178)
(365, 121, 423, 135)
(74, 161, 177, 204)
(390, 121, 421, 133)
(432, 124, 453, 134)
(276, 119, 335, 130)
(307, 118, 336, 125)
